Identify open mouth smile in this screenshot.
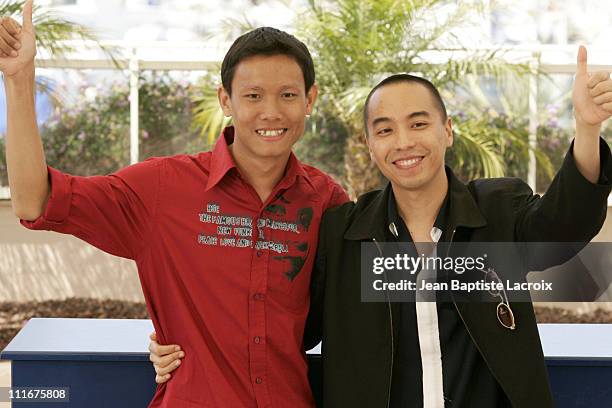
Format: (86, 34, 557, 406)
(255, 128, 288, 139)
(393, 156, 424, 169)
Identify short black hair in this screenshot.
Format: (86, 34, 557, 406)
(221, 27, 315, 96)
(363, 74, 448, 135)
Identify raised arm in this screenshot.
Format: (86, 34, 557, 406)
(514, 46, 611, 247)
(572, 45, 611, 182)
(3, 0, 48, 220)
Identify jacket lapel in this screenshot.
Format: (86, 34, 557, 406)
(446, 167, 487, 230)
(343, 184, 392, 242)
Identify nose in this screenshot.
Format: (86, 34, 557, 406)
(395, 127, 417, 150)
(259, 97, 283, 121)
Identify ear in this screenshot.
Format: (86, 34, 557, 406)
(305, 84, 318, 115)
(445, 117, 454, 147)
(217, 85, 233, 117)
(363, 131, 374, 161)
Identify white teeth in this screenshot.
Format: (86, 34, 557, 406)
(257, 129, 285, 137)
(395, 157, 422, 167)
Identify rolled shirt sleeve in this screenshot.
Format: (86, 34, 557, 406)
(21, 158, 163, 260)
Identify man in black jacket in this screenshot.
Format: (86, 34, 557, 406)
(305, 46, 611, 407)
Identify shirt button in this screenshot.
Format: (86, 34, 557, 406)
(255, 377, 263, 384)
(253, 293, 265, 301)
(254, 336, 261, 344)
(256, 251, 262, 257)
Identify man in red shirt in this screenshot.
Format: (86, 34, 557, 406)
(2, 2, 348, 406)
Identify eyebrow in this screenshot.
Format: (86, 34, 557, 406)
(239, 86, 264, 92)
(371, 111, 431, 127)
(407, 111, 431, 120)
(239, 84, 302, 92)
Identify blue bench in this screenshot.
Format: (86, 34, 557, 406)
(1, 318, 611, 407)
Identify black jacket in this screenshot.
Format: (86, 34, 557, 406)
(305, 139, 611, 407)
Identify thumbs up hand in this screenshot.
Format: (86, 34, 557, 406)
(572, 45, 612, 127)
(0, 0, 36, 78)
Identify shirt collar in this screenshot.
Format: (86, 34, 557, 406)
(279, 151, 315, 191)
(387, 184, 450, 242)
(205, 126, 238, 192)
(205, 126, 314, 192)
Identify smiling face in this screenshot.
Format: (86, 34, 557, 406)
(218, 54, 317, 162)
(365, 81, 453, 192)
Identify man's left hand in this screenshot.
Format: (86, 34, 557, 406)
(572, 45, 612, 127)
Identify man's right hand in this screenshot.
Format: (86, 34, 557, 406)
(148, 332, 185, 384)
(0, 0, 36, 78)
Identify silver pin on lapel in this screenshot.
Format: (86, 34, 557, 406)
(389, 222, 399, 238)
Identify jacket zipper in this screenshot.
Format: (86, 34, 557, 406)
(444, 227, 457, 258)
(372, 237, 393, 408)
(445, 227, 499, 403)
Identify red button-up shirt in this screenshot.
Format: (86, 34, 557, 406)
(22, 126, 349, 407)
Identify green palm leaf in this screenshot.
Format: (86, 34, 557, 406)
(191, 75, 231, 145)
(451, 125, 506, 179)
